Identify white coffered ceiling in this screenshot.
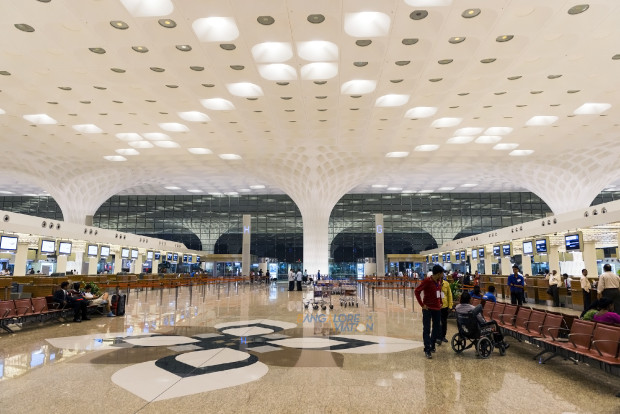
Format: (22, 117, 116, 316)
(1, 0, 620, 219)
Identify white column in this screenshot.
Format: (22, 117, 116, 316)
(522, 255, 533, 276)
(242, 214, 251, 276)
(114, 255, 122, 275)
(548, 246, 560, 273)
(375, 214, 385, 276)
(87, 257, 98, 275)
(484, 249, 493, 275)
(134, 254, 143, 274)
(13, 242, 29, 276)
(302, 210, 330, 278)
(501, 258, 512, 275)
(151, 258, 159, 274)
(583, 241, 598, 278)
(56, 255, 68, 274)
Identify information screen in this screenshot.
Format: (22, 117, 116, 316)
(478, 248, 484, 258)
(41, 240, 56, 254)
(0, 236, 18, 251)
(523, 241, 533, 255)
(100, 246, 110, 257)
(493, 246, 501, 257)
(147, 251, 153, 260)
(87, 245, 98, 256)
(565, 234, 581, 251)
(472, 249, 478, 259)
(154, 252, 161, 260)
(535, 239, 548, 253)
(131, 249, 138, 259)
(121, 248, 130, 258)
(59, 242, 72, 255)
(502, 244, 511, 256)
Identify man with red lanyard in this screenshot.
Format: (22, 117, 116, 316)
(415, 264, 444, 359)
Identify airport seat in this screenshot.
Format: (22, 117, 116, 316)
(482, 301, 494, 320)
(490, 303, 506, 322)
(497, 304, 518, 327)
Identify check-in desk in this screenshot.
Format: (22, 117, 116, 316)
(525, 277, 539, 304)
(0, 277, 12, 300)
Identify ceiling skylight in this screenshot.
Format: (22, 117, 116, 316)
(344, 12, 391, 37)
(73, 124, 103, 133)
(300, 63, 338, 80)
(178, 111, 211, 122)
(415, 144, 440, 151)
(404, 107, 437, 118)
(431, 117, 462, 128)
(120, 0, 173, 17)
(220, 154, 242, 160)
(526, 116, 558, 126)
(386, 152, 409, 158)
(153, 141, 180, 148)
(158, 122, 189, 132)
(297, 41, 339, 61)
(474, 136, 502, 144)
(461, 183, 478, 187)
(573, 103, 611, 115)
(115, 148, 140, 156)
(226, 82, 264, 97)
(438, 187, 455, 191)
(447, 136, 474, 144)
(251, 42, 293, 63)
(103, 155, 127, 162)
(192, 17, 239, 42)
(341, 80, 377, 95)
(484, 127, 513, 135)
(455, 127, 483, 135)
(258, 64, 298, 80)
(116, 132, 142, 141)
(250, 185, 265, 189)
(509, 149, 534, 156)
(493, 143, 519, 150)
(23, 114, 57, 124)
(375, 94, 410, 107)
(165, 186, 181, 190)
(142, 132, 170, 141)
(201, 98, 235, 110)
(187, 148, 212, 155)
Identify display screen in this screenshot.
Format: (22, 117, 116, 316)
(173, 253, 178, 261)
(535, 239, 548, 253)
(446, 253, 451, 262)
(131, 249, 138, 259)
(472, 249, 478, 259)
(460, 251, 466, 260)
(502, 244, 511, 256)
(167, 253, 172, 261)
(0, 235, 18, 251)
(523, 241, 533, 255)
(196, 256, 201, 263)
(147, 251, 153, 260)
(100, 246, 110, 257)
(442, 254, 446, 262)
(493, 246, 501, 257)
(455, 252, 460, 261)
(121, 248, 130, 258)
(59, 242, 72, 255)
(154, 252, 161, 260)
(478, 248, 484, 258)
(183, 255, 187, 262)
(565, 234, 581, 251)
(87, 245, 98, 256)
(41, 240, 56, 254)
(187, 255, 192, 263)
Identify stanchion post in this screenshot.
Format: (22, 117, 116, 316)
(372, 286, 375, 312)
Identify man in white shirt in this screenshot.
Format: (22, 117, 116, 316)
(83, 285, 114, 317)
(296, 269, 303, 291)
(597, 264, 620, 312)
(288, 268, 295, 291)
(548, 270, 563, 307)
(580, 269, 592, 311)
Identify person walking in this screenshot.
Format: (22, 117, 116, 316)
(439, 274, 453, 344)
(597, 264, 620, 313)
(507, 265, 525, 306)
(415, 265, 443, 359)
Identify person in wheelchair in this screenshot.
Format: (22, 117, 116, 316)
(455, 292, 509, 350)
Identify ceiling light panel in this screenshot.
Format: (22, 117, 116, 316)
(120, 0, 174, 16)
(226, 82, 264, 97)
(493, 143, 519, 150)
(509, 150, 534, 156)
(344, 12, 391, 37)
(23, 114, 57, 124)
(573, 103, 611, 115)
(115, 148, 140, 156)
(73, 124, 103, 133)
(415, 145, 439, 152)
(386, 152, 409, 158)
(200, 98, 235, 110)
(525, 116, 558, 126)
(455, 127, 483, 135)
(300, 63, 338, 80)
(297, 41, 338, 61)
(474, 136, 502, 144)
(128, 141, 154, 149)
(484, 127, 513, 135)
(153, 141, 180, 148)
(188, 148, 212, 155)
(258, 64, 298, 81)
(178, 111, 211, 122)
(251, 42, 293, 63)
(447, 136, 474, 144)
(103, 156, 127, 162)
(404, 107, 437, 118)
(142, 132, 170, 141)
(375, 94, 410, 107)
(116, 133, 143, 142)
(192, 17, 239, 42)
(431, 117, 462, 128)
(220, 154, 242, 160)
(158, 123, 189, 132)
(340, 80, 377, 95)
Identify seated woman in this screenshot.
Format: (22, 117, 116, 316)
(592, 298, 620, 325)
(581, 299, 602, 321)
(455, 292, 509, 348)
(470, 285, 483, 299)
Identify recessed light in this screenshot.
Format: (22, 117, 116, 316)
(15, 23, 35, 32)
(202, 84, 215, 88)
(547, 74, 562, 79)
(507, 75, 522, 80)
(317, 109, 327, 111)
(494, 91, 506, 95)
(314, 81, 327, 85)
(613, 54, 620, 60)
(356, 40, 372, 47)
(438, 59, 453, 64)
(89, 47, 106, 54)
(429, 78, 443, 82)
(395, 60, 410, 66)
(158, 19, 177, 28)
(110, 21, 129, 30)
(150, 67, 165, 72)
(276, 82, 289, 86)
(315, 96, 327, 99)
(0, 71, 10, 76)
(402, 38, 419, 46)
(257, 16, 275, 25)
(410, 10, 428, 20)
(386, 152, 409, 158)
(230, 65, 244, 70)
(390, 79, 403, 83)
(219, 154, 242, 160)
(530, 90, 543, 94)
(132, 46, 148, 53)
(568, 4, 589, 15)
(449, 37, 465, 44)
(307, 14, 325, 24)
(480, 58, 496, 64)
(280, 96, 292, 100)
(58, 86, 71, 91)
(496, 35, 513, 42)
(462, 8, 481, 18)
(176, 45, 192, 52)
(567, 89, 580, 94)
(190, 66, 204, 71)
(354, 61, 368, 67)
(220, 43, 236, 50)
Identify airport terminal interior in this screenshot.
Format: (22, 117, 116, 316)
(3, 0, 620, 413)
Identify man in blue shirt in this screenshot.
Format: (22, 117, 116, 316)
(507, 265, 525, 306)
(470, 285, 482, 299)
(483, 285, 497, 302)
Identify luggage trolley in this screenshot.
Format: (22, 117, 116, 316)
(339, 281, 358, 307)
(304, 281, 333, 311)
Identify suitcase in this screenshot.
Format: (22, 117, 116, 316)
(111, 294, 127, 316)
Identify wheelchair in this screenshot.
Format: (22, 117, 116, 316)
(451, 311, 508, 359)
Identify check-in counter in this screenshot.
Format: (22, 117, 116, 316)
(537, 278, 550, 305)
(494, 277, 508, 300)
(22, 284, 56, 298)
(0, 277, 12, 300)
(525, 277, 539, 304)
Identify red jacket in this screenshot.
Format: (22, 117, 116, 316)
(414, 276, 442, 310)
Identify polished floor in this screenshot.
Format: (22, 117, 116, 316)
(1, 282, 619, 414)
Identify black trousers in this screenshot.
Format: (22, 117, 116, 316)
(550, 285, 560, 307)
(602, 288, 620, 313)
(510, 291, 524, 306)
(71, 300, 88, 319)
(440, 307, 450, 340)
(296, 280, 302, 291)
(288, 280, 295, 291)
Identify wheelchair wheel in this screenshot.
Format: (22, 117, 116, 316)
(451, 333, 467, 353)
(477, 337, 494, 359)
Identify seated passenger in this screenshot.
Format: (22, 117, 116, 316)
(482, 285, 497, 302)
(581, 299, 602, 321)
(455, 292, 508, 348)
(53, 281, 89, 322)
(470, 285, 483, 299)
(83, 285, 114, 317)
(592, 298, 620, 326)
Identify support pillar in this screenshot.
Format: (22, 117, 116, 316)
(242, 214, 251, 276)
(87, 257, 98, 275)
(548, 246, 560, 273)
(522, 255, 533, 276)
(56, 255, 68, 274)
(134, 254, 143, 274)
(302, 211, 330, 278)
(375, 214, 385, 276)
(501, 257, 513, 276)
(484, 249, 493, 275)
(583, 241, 598, 278)
(114, 254, 122, 275)
(151, 258, 159, 274)
(13, 242, 29, 276)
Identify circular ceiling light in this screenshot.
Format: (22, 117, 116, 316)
(507, 75, 522, 80)
(150, 67, 165, 72)
(390, 79, 403, 83)
(449, 37, 465, 44)
(356, 39, 372, 47)
(257, 15, 275, 25)
(58, 86, 71, 91)
(314, 81, 327, 85)
(438, 59, 453, 64)
(480, 58, 496, 63)
(613, 54, 620, 60)
(547, 74, 562, 79)
(276, 82, 289, 86)
(568, 4, 589, 15)
(158, 19, 177, 28)
(429, 78, 443, 82)
(89, 47, 106, 54)
(409, 10, 428, 20)
(220, 43, 236, 50)
(132, 46, 148, 53)
(496, 35, 514, 42)
(395, 60, 410, 66)
(15, 23, 34, 32)
(176, 45, 192, 52)
(402, 38, 419, 45)
(354, 61, 368, 67)
(190, 66, 204, 71)
(307, 14, 325, 24)
(110, 68, 126, 73)
(462, 8, 481, 18)
(230, 65, 244, 70)
(110, 21, 129, 30)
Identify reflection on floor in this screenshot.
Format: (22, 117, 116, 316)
(0, 281, 619, 413)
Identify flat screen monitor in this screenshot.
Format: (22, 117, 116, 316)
(121, 248, 130, 258)
(446, 253, 451, 262)
(478, 248, 484, 258)
(173, 253, 178, 261)
(154, 252, 161, 260)
(196, 256, 201, 263)
(131, 249, 138, 259)
(59, 242, 72, 255)
(0, 235, 18, 251)
(147, 251, 153, 260)
(493, 246, 501, 257)
(460, 250, 466, 260)
(535, 239, 548, 253)
(455, 252, 460, 261)
(167, 253, 172, 261)
(442, 254, 446, 262)
(523, 241, 533, 255)
(502, 244, 511, 256)
(471, 249, 478, 259)
(565, 234, 581, 251)
(183, 255, 187, 262)
(41, 240, 56, 254)
(87, 244, 98, 256)
(187, 255, 192, 263)
(100, 246, 110, 257)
